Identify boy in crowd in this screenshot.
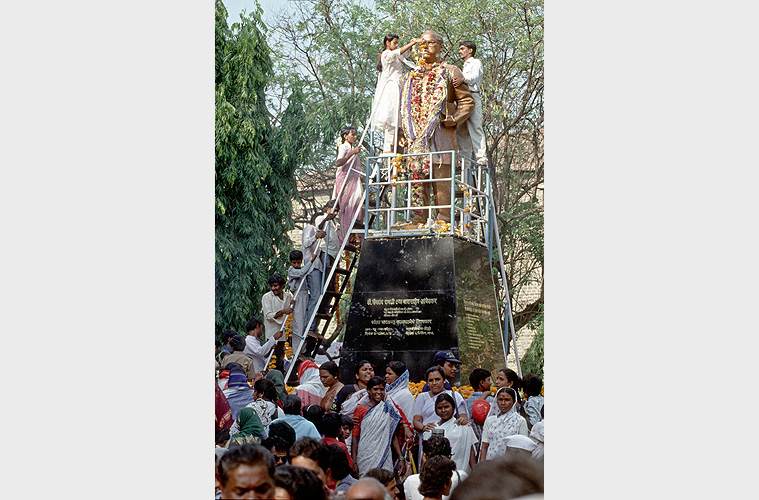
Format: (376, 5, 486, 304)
(464, 367, 494, 442)
(522, 374, 544, 428)
(287, 250, 310, 355)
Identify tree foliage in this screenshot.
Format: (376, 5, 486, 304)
(520, 310, 543, 378)
(215, 0, 310, 334)
(265, 0, 544, 348)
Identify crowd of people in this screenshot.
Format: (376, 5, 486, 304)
(214, 29, 542, 500)
(216, 341, 544, 499)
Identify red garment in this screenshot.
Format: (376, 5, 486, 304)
(215, 383, 233, 431)
(297, 359, 319, 379)
(324, 437, 354, 468)
(352, 404, 369, 436)
(218, 370, 230, 391)
(390, 401, 414, 447)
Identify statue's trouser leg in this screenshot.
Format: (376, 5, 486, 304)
(432, 162, 452, 221)
(414, 184, 431, 223)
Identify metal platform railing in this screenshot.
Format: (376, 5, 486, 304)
(363, 150, 492, 247)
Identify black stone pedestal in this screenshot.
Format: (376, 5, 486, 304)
(339, 237, 506, 386)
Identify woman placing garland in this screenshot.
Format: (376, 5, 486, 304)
(371, 34, 420, 154)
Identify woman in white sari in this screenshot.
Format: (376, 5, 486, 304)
(413, 367, 468, 431)
(384, 361, 415, 424)
(422, 393, 478, 473)
(479, 387, 528, 462)
(351, 376, 407, 477)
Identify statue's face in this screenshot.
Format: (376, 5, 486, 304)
(420, 32, 441, 63)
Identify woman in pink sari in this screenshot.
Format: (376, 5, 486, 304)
(333, 126, 364, 245)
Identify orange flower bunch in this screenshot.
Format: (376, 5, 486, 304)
(409, 43, 426, 78)
(284, 340, 292, 359)
(390, 154, 404, 187)
(409, 380, 426, 397)
(452, 385, 475, 399)
(433, 221, 451, 233)
(407, 381, 476, 399)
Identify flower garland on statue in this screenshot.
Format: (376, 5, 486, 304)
(400, 45, 450, 217)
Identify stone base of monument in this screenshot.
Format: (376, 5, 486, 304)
(339, 237, 506, 386)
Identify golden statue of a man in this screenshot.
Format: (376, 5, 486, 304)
(400, 30, 474, 223)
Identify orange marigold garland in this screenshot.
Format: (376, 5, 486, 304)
(267, 316, 294, 371)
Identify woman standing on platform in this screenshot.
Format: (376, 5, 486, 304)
(333, 126, 364, 246)
(372, 34, 420, 154)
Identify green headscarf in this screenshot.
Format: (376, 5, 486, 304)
(266, 369, 287, 405)
(226, 407, 263, 448)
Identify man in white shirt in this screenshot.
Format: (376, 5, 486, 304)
(262, 273, 293, 371)
(243, 316, 283, 373)
(314, 200, 340, 314)
(456, 41, 488, 166)
(403, 434, 467, 500)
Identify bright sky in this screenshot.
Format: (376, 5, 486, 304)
(222, 0, 293, 26)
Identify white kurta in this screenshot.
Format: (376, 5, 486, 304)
(403, 470, 468, 500)
(261, 290, 293, 340)
(315, 213, 339, 259)
(243, 334, 279, 372)
(456, 57, 487, 163)
(423, 418, 478, 473)
(371, 48, 405, 128)
(300, 224, 324, 273)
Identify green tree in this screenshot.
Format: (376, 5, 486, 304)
(215, 0, 310, 334)
(262, 0, 543, 370)
(520, 311, 543, 378)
